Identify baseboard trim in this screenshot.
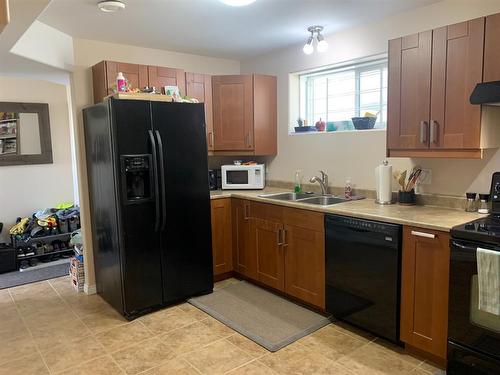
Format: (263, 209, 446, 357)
(84, 283, 97, 295)
(214, 271, 236, 282)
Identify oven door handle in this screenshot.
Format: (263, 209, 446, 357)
(451, 241, 476, 251)
(452, 241, 500, 253)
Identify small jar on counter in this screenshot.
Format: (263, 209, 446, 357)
(478, 194, 490, 214)
(465, 192, 477, 212)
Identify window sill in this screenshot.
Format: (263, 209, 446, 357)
(288, 128, 386, 136)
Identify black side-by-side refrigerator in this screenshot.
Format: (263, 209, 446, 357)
(83, 98, 213, 319)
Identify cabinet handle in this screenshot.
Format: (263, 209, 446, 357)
(411, 230, 436, 239)
(244, 204, 250, 220)
(277, 229, 283, 246)
(419, 121, 428, 144)
(282, 229, 288, 247)
(246, 133, 252, 148)
(208, 132, 214, 147)
(430, 120, 438, 145)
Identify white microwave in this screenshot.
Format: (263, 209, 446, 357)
(221, 164, 265, 190)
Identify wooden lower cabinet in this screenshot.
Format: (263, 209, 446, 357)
(232, 199, 256, 279)
(210, 198, 232, 276)
(231, 199, 325, 309)
(284, 223, 325, 309)
(400, 226, 450, 361)
(254, 217, 284, 291)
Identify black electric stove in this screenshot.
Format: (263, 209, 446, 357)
(451, 215, 500, 246)
(448, 172, 500, 374)
(452, 171, 500, 245)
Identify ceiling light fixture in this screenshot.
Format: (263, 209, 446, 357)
(303, 35, 314, 55)
(219, 0, 256, 6)
(97, 1, 126, 13)
(303, 26, 328, 55)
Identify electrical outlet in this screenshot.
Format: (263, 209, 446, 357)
(418, 169, 432, 185)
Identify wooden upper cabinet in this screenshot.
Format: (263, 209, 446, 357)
(400, 226, 450, 361)
(253, 75, 277, 155)
(212, 74, 277, 155)
(92, 61, 148, 103)
(212, 75, 254, 151)
(148, 66, 186, 96)
(210, 198, 232, 276)
(386, 15, 500, 158)
(387, 31, 432, 150)
(430, 18, 484, 150)
(0, 0, 9, 34)
(485, 13, 500, 82)
(186, 73, 214, 151)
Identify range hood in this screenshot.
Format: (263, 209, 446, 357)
(470, 81, 500, 106)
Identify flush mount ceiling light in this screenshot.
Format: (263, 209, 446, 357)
(97, 0, 126, 12)
(219, 0, 256, 6)
(303, 26, 329, 55)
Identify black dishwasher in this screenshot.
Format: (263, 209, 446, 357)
(325, 214, 402, 344)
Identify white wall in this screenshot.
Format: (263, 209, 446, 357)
(10, 21, 74, 71)
(0, 76, 74, 242)
(70, 38, 240, 291)
(241, 0, 500, 197)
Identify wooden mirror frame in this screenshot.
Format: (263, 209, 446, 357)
(0, 102, 53, 166)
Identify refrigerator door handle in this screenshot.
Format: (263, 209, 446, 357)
(155, 130, 167, 231)
(148, 130, 160, 232)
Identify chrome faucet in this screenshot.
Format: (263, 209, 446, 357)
(309, 171, 329, 195)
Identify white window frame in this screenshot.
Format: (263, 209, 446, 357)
(295, 58, 388, 133)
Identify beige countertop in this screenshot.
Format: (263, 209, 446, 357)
(210, 188, 482, 232)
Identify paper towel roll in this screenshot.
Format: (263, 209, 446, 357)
(375, 162, 392, 204)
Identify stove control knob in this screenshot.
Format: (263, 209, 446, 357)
(495, 182, 500, 194)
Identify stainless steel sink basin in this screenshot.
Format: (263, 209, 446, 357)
(258, 192, 363, 206)
(258, 192, 317, 201)
(299, 195, 349, 206)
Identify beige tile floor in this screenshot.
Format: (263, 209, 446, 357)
(0, 276, 443, 375)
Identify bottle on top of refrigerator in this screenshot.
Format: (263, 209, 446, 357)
(345, 178, 352, 199)
(116, 72, 126, 92)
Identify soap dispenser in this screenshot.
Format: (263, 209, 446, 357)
(294, 170, 303, 193)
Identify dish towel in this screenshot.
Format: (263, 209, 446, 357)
(477, 247, 500, 316)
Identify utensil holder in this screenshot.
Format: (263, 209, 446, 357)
(398, 189, 416, 205)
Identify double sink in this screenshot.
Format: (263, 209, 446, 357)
(258, 192, 356, 206)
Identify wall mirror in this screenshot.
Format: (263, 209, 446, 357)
(0, 102, 52, 166)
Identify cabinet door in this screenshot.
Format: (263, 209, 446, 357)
(387, 32, 432, 150)
(253, 75, 277, 155)
(148, 66, 186, 96)
(430, 18, 484, 150)
(254, 218, 284, 291)
(400, 227, 450, 360)
(485, 13, 500, 82)
(283, 224, 325, 309)
(0, 0, 8, 33)
(212, 75, 254, 151)
(211, 198, 232, 276)
(106, 61, 149, 95)
(92, 61, 108, 104)
(232, 199, 256, 279)
(186, 73, 214, 151)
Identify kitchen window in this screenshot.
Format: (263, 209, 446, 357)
(297, 59, 388, 133)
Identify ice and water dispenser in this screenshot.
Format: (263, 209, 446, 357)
(120, 155, 153, 203)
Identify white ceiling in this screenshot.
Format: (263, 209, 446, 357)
(39, 0, 437, 60)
